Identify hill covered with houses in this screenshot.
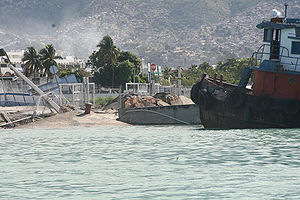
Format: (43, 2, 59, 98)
(0, 0, 299, 67)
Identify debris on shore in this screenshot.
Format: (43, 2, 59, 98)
(0, 108, 53, 128)
(0, 105, 74, 129)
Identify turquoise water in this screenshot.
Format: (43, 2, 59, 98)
(0, 126, 299, 199)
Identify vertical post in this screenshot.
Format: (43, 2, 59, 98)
(87, 77, 90, 103)
(152, 69, 155, 95)
(118, 85, 122, 109)
(177, 67, 181, 96)
(148, 63, 151, 82)
(213, 73, 217, 83)
(149, 82, 153, 96)
(81, 83, 84, 106)
(157, 66, 160, 82)
(284, 3, 288, 19)
(72, 84, 74, 105)
(220, 74, 224, 86)
(93, 83, 95, 105)
(59, 84, 63, 105)
(83, 77, 86, 104)
(133, 65, 136, 83)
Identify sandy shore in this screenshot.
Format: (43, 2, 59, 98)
(19, 109, 129, 129)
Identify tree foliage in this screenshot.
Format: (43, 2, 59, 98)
(22, 47, 43, 77)
(181, 57, 251, 86)
(162, 66, 172, 84)
(118, 51, 141, 77)
(39, 44, 62, 79)
(22, 45, 86, 83)
(58, 66, 89, 83)
(87, 35, 142, 87)
(115, 60, 134, 86)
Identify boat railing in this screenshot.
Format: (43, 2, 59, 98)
(250, 44, 300, 72)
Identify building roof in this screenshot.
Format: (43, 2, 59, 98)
(257, 18, 300, 29)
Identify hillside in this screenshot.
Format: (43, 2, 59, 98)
(0, 0, 299, 67)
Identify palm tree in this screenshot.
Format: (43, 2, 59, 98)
(97, 36, 120, 87)
(163, 66, 172, 84)
(39, 44, 62, 81)
(97, 36, 119, 66)
(22, 47, 43, 77)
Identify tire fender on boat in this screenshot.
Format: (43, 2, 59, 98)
(191, 81, 202, 104)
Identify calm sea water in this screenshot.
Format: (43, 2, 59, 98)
(0, 126, 299, 199)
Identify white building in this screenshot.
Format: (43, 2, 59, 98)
(0, 50, 86, 76)
(0, 50, 24, 76)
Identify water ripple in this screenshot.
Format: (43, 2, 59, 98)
(0, 126, 299, 199)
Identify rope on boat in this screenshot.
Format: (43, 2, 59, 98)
(121, 109, 191, 125)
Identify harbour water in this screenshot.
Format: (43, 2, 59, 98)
(0, 126, 299, 199)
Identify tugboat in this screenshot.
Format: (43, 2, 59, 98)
(191, 4, 300, 129)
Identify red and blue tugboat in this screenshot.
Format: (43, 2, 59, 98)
(191, 5, 300, 128)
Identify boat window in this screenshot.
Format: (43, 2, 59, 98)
(0, 64, 7, 68)
(274, 29, 280, 41)
(263, 29, 273, 42)
(296, 28, 300, 37)
(291, 41, 300, 54)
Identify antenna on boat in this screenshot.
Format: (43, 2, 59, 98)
(284, 3, 288, 19)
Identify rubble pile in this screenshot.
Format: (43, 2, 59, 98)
(101, 92, 194, 111)
(123, 93, 193, 109)
(124, 95, 168, 108)
(0, 110, 54, 128)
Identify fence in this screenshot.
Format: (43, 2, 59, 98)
(125, 83, 191, 97)
(59, 83, 95, 107)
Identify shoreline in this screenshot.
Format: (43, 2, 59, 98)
(17, 109, 129, 129)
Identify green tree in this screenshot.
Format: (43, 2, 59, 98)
(39, 44, 62, 81)
(115, 60, 134, 86)
(92, 60, 134, 87)
(118, 51, 141, 81)
(87, 35, 139, 87)
(58, 66, 89, 83)
(162, 66, 172, 84)
(181, 77, 194, 86)
(198, 62, 211, 70)
(22, 47, 43, 77)
(182, 58, 251, 86)
(96, 36, 120, 87)
(93, 66, 113, 87)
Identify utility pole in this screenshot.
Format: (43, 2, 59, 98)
(177, 66, 181, 96)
